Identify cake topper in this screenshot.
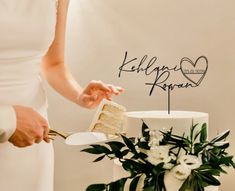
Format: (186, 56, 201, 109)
(118, 51, 208, 114)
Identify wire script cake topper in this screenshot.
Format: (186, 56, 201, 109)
(118, 51, 208, 114)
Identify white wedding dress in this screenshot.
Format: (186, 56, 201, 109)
(0, 0, 57, 190)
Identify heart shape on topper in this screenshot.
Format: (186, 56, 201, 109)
(180, 56, 208, 86)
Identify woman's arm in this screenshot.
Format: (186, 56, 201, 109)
(41, 0, 123, 109)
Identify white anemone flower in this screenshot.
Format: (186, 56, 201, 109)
(172, 164, 191, 180)
(178, 155, 202, 170)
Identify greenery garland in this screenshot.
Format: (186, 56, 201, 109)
(82, 122, 235, 191)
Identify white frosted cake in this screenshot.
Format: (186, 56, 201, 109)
(113, 111, 219, 191)
(124, 111, 208, 137)
(89, 101, 219, 191)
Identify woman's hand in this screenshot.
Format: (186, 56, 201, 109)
(76, 80, 124, 109)
(8, 106, 50, 148)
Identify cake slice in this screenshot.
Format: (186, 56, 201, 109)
(89, 99, 126, 136)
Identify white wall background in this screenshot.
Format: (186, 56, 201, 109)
(45, 0, 235, 190)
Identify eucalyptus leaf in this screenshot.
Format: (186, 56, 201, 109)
(129, 176, 141, 191)
(81, 148, 104, 155)
(152, 163, 164, 176)
(105, 141, 126, 158)
(142, 121, 150, 141)
(143, 176, 155, 191)
(218, 156, 234, 165)
(138, 141, 150, 150)
(200, 173, 221, 186)
(122, 149, 129, 157)
(142, 186, 155, 191)
(194, 143, 204, 155)
(106, 141, 126, 152)
(197, 165, 221, 176)
(122, 159, 145, 175)
(91, 145, 111, 154)
(200, 123, 207, 143)
(93, 155, 106, 162)
(138, 152, 148, 159)
(190, 123, 199, 142)
(211, 129, 230, 143)
(121, 135, 136, 153)
(213, 141, 229, 149)
(179, 177, 190, 191)
(86, 184, 106, 191)
(108, 178, 127, 191)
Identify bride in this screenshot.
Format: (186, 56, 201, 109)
(0, 0, 123, 190)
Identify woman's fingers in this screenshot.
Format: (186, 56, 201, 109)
(116, 86, 124, 92)
(107, 84, 119, 95)
(86, 81, 124, 94)
(35, 138, 43, 144)
(43, 136, 51, 143)
(86, 80, 111, 93)
(107, 84, 124, 95)
(85, 80, 124, 97)
(43, 125, 51, 143)
(77, 80, 124, 109)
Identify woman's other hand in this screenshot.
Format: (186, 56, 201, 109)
(77, 80, 124, 109)
(8, 106, 50, 147)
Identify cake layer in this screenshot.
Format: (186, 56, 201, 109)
(124, 111, 209, 137)
(92, 122, 121, 136)
(98, 112, 124, 129)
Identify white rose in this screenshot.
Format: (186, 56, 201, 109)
(178, 155, 202, 170)
(172, 164, 191, 180)
(163, 154, 176, 169)
(163, 162, 174, 169)
(148, 138, 160, 148)
(148, 129, 164, 147)
(147, 146, 170, 165)
(149, 130, 157, 136)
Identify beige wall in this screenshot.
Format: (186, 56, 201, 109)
(46, 0, 235, 190)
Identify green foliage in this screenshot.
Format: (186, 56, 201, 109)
(108, 178, 127, 191)
(86, 184, 106, 191)
(82, 121, 235, 191)
(129, 176, 141, 191)
(200, 123, 207, 143)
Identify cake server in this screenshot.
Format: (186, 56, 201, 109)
(49, 129, 107, 146)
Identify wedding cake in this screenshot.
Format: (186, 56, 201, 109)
(89, 100, 219, 191)
(113, 110, 218, 191)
